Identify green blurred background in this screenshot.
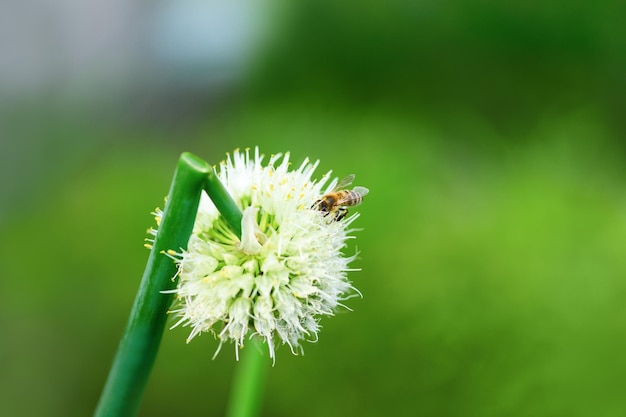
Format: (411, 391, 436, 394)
(2, 1, 626, 416)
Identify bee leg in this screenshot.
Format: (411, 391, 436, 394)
(335, 207, 348, 222)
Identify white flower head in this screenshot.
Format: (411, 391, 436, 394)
(167, 147, 366, 361)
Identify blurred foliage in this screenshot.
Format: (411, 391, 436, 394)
(248, 0, 626, 130)
(1, 1, 626, 416)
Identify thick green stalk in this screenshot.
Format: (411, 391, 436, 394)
(226, 338, 268, 417)
(94, 153, 210, 417)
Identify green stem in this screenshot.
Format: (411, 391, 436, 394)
(204, 166, 243, 238)
(203, 169, 268, 417)
(94, 152, 211, 417)
(226, 338, 269, 417)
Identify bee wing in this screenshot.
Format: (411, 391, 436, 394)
(333, 174, 355, 191)
(353, 186, 369, 197)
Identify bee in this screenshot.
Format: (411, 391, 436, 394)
(313, 174, 369, 221)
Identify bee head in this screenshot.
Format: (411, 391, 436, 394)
(312, 197, 331, 214)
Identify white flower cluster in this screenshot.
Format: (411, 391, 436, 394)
(166, 148, 364, 360)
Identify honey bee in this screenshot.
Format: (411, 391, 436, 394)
(313, 174, 369, 221)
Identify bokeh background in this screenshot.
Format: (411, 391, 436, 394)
(2, 1, 626, 416)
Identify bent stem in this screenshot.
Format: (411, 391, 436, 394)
(204, 166, 243, 237)
(94, 153, 267, 417)
(94, 153, 210, 417)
